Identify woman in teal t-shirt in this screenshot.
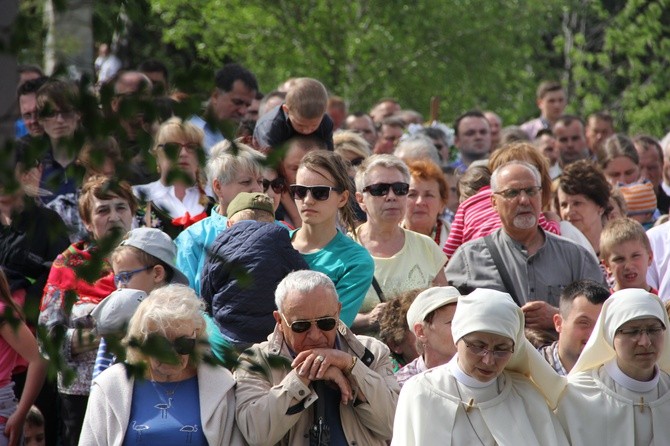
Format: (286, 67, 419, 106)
(289, 151, 374, 326)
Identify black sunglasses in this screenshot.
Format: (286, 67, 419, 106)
(289, 184, 342, 201)
(350, 157, 365, 167)
(171, 336, 197, 355)
(263, 177, 287, 194)
(281, 313, 338, 333)
(159, 142, 200, 154)
(363, 182, 410, 197)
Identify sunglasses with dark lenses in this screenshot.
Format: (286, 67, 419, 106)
(281, 313, 338, 333)
(39, 109, 77, 121)
(171, 336, 197, 355)
(262, 177, 287, 194)
(159, 142, 200, 154)
(289, 185, 342, 201)
(363, 182, 410, 197)
(350, 157, 365, 167)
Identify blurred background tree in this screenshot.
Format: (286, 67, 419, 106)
(13, 0, 670, 142)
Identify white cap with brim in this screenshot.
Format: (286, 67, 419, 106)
(91, 288, 148, 336)
(119, 228, 189, 285)
(406, 286, 460, 335)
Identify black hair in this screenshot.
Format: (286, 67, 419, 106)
(214, 63, 258, 92)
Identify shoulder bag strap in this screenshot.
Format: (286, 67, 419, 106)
(483, 235, 522, 306)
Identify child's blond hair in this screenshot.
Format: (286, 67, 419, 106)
(285, 78, 328, 119)
(600, 217, 651, 261)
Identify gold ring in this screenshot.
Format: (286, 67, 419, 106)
(316, 355, 325, 363)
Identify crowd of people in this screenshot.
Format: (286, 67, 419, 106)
(4, 56, 670, 445)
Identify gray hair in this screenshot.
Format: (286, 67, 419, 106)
(490, 160, 541, 192)
(394, 134, 441, 165)
(124, 284, 206, 365)
(354, 154, 410, 192)
(275, 270, 338, 313)
(206, 139, 265, 188)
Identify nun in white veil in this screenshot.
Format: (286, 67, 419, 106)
(392, 288, 568, 446)
(557, 288, 670, 446)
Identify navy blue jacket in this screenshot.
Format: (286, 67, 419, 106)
(253, 104, 334, 151)
(200, 221, 309, 344)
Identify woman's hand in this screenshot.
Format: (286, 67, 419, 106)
(351, 302, 387, 334)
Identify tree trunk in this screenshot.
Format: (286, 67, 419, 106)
(44, 0, 94, 80)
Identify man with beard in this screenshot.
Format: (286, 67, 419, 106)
(446, 161, 604, 331)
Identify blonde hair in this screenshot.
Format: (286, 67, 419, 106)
(285, 78, 328, 119)
(333, 130, 371, 158)
(600, 217, 651, 261)
(206, 139, 265, 188)
(124, 284, 207, 367)
(151, 117, 209, 206)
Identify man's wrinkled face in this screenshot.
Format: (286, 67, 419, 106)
(491, 164, 541, 232)
(274, 286, 341, 353)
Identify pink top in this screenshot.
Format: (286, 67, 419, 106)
(443, 186, 561, 258)
(0, 302, 21, 388)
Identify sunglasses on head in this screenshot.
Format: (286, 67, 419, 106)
(263, 177, 287, 194)
(289, 185, 342, 201)
(363, 182, 409, 197)
(281, 313, 338, 333)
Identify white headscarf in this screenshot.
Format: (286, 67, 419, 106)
(571, 288, 670, 375)
(451, 288, 567, 407)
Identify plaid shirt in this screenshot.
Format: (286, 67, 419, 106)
(395, 355, 427, 388)
(539, 341, 568, 376)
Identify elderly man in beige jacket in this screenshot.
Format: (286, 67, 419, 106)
(234, 270, 399, 446)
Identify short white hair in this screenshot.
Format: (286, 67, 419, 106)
(354, 154, 410, 192)
(394, 134, 441, 165)
(206, 139, 265, 188)
(490, 160, 541, 192)
(275, 270, 337, 313)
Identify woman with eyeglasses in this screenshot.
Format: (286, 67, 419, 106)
(557, 288, 670, 445)
(289, 150, 374, 327)
(133, 118, 214, 239)
(38, 175, 137, 446)
(352, 154, 447, 336)
(393, 288, 569, 446)
(80, 284, 244, 445)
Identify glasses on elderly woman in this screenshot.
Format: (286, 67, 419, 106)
(615, 325, 665, 340)
(158, 142, 200, 154)
(363, 182, 410, 197)
(462, 339, 514, 360)
(263, 177, 287, 194)
(145, 333, 198, 356)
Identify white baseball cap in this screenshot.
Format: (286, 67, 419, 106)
(406, 286, 460, 335)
